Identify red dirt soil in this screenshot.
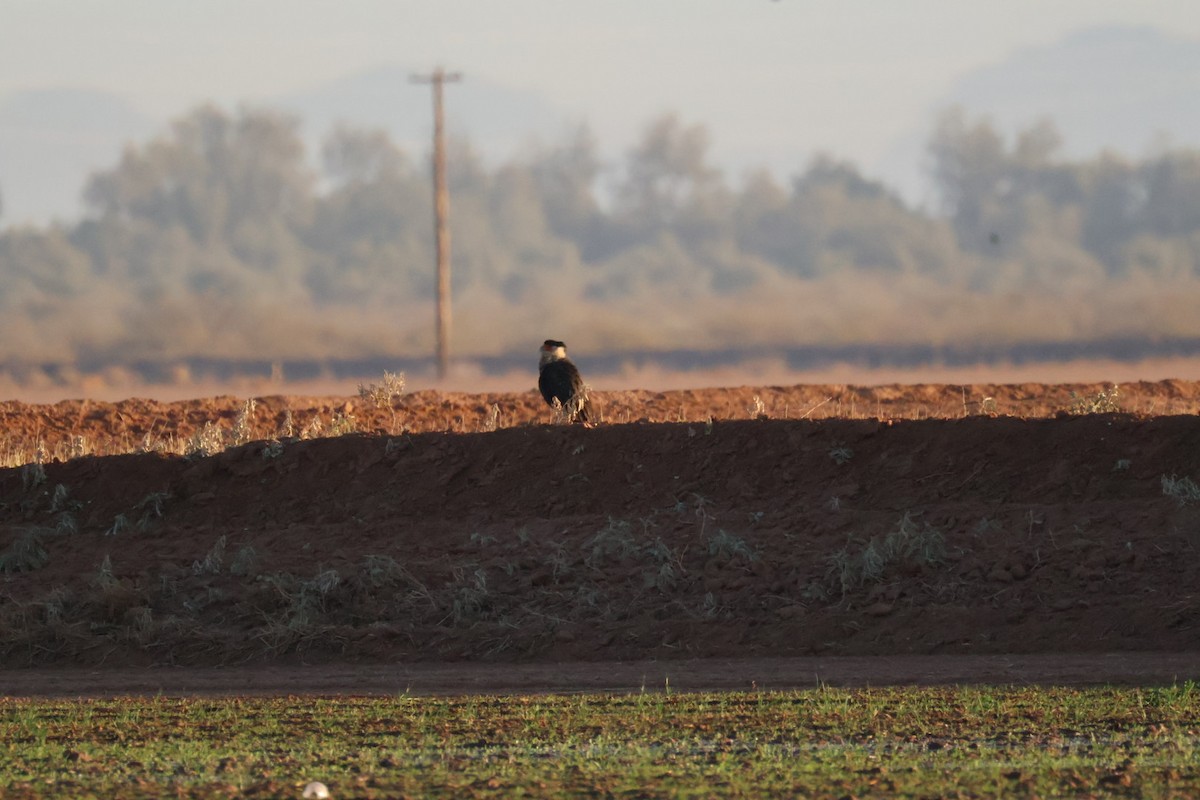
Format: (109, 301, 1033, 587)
(2, 379, 1200, 694)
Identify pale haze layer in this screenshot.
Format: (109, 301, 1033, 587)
(2, 0, 1200, 222)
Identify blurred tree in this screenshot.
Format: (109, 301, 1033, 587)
(321, 124, 410, 187)
(529, 124, 608, 260)
(1079, 155, 1141, 272)
(1140, 151, 1200, 239)
(928, 108, 1086, 270)
(83, 105, 313, 265)
(2, 98, 1199, 368)
(0, 227, 94, 309)
(927, 106, 1009, 248)
(307, 125, 429, 304)
(613, 114, 729, 245)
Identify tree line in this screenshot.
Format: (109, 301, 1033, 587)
(2, 103, 1200, 369)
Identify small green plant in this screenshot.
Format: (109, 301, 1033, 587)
(826, 512, 946, 595)
(20, 462, 46, 491)
(193, 535, 227, 575)
(1162, 474, 1200, 505)
(49, 484, 79, 513)
(356, 554, 416, 589)
(136, 491, 172, 530)
(447, 566, 490, 625)
(230, 545, 260, 577)
(0, 529, 49, 573)
(642, 537, 684, 592)
(55, 512, 78, 535)
(1068, 384, 1121, 414)
(327, 412, 357, 437)
(584, 518, 638, 567)
(106, 514, 131, 537)
(92, 554, 118, 589)
(828, 445, 854, 465)
(707, 529, 759, 562)
(972, 517, 1004, 537)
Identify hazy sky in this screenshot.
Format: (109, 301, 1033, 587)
(4, 1, 1200, 185)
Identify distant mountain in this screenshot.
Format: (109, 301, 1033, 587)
(0, 88, 155, 225)
(277, 64, 580, 164)
(876, 26, 1200, 209)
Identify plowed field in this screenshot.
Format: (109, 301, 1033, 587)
(2, 379, 1199, 693)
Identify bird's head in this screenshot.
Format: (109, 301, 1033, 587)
(539, 339, 568, 366)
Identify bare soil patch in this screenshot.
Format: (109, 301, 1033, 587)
(2, 379, 1199, 694)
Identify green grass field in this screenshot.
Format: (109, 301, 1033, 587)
(2, 685, 1199, 798)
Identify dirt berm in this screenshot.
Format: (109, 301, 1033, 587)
(2, 409, 1199, 676)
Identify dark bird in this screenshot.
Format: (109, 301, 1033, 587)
(538, 339, 593, 423)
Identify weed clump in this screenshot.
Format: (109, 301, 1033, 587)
(0, 529, 50, 573)
(826, 512, 946, 596)
(1162, 474, 1200, 505)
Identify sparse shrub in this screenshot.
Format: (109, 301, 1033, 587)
(231, 398, 258, 446)
(358, 370, 406, 408)
(359, 371, 406, 432)
(186, 422, 225, 458)
(551, 386, 593, 425)
(1068, 384, 1121, 415)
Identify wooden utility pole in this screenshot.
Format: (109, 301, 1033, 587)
(411, 67, 461, 380)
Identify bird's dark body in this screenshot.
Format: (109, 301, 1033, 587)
(538, 339, 592, 423)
